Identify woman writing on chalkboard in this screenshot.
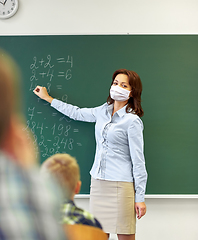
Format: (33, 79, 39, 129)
(33, 69, 147, 240)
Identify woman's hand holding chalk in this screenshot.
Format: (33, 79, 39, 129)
(33, 86, 54, 103)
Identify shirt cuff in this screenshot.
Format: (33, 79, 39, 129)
(135, 194, 145, 203)
(51, 98, 58, 107)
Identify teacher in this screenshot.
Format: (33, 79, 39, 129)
(33, 69, 147, 240)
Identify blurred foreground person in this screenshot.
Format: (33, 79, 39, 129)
(0, 49, 67, 240)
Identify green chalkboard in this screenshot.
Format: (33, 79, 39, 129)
(0, 35, 198, 195)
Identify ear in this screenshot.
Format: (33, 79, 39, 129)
(129, 91, 133, 98)
(74, 180, 82, 195)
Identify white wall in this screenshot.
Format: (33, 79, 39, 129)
(0, 0, 198, 34)
(1, 1, 198, 240)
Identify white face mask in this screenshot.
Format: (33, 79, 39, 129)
(110, 85, 131, 102)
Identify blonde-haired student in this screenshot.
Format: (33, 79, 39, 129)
(41, 153, 103, 229)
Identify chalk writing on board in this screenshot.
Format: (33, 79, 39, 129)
(24, 55, 82, 161)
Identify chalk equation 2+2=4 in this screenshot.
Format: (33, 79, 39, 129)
(24, 54, 83, 160)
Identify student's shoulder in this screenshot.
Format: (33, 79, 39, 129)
(78, 208, 103, 229)
(74, 206, 97, 221)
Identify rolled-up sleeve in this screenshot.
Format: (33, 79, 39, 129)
(128, 118, 148, 202)
(51, 99, 98, 123)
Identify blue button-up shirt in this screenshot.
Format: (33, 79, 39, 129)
(51, 99, 147, 202)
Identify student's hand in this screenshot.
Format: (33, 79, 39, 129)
(135, 202, 146, 219)
(33, 86, 53, 103)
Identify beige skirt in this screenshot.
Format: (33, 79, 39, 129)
(89, 177, 136, 234)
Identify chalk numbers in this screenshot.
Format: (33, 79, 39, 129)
(25, 54, 82, 158)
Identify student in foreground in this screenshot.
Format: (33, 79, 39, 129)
(0, 49, 67, 240)
(40, 153, 103, 229)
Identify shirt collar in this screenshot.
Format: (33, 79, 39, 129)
(64, 199, 75, 206)
(116, 105, 127, 117)
(107, 103, 114, 115)
(107, 103, 128, 118)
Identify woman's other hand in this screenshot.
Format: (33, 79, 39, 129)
(135, 202, 146, 219)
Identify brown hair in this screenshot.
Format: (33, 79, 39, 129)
(40, 153, 80, 199)
(0, 50, 21, 146)
(107, 69, 144, 117)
